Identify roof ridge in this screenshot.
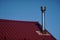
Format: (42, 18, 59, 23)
(0, 19, 38, 23)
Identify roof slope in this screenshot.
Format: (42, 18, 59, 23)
(0, 19, 56, 40)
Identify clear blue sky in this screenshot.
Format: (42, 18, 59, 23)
(0, 0, 60, 40)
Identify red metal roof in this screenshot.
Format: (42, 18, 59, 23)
(0, 19, 56, 40)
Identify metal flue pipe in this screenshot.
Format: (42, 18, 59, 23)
(41, 6, 46, 33)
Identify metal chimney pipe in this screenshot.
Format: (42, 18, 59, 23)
(41, 6, 46, 33)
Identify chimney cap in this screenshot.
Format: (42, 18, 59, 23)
(41, 6, 46, 13)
